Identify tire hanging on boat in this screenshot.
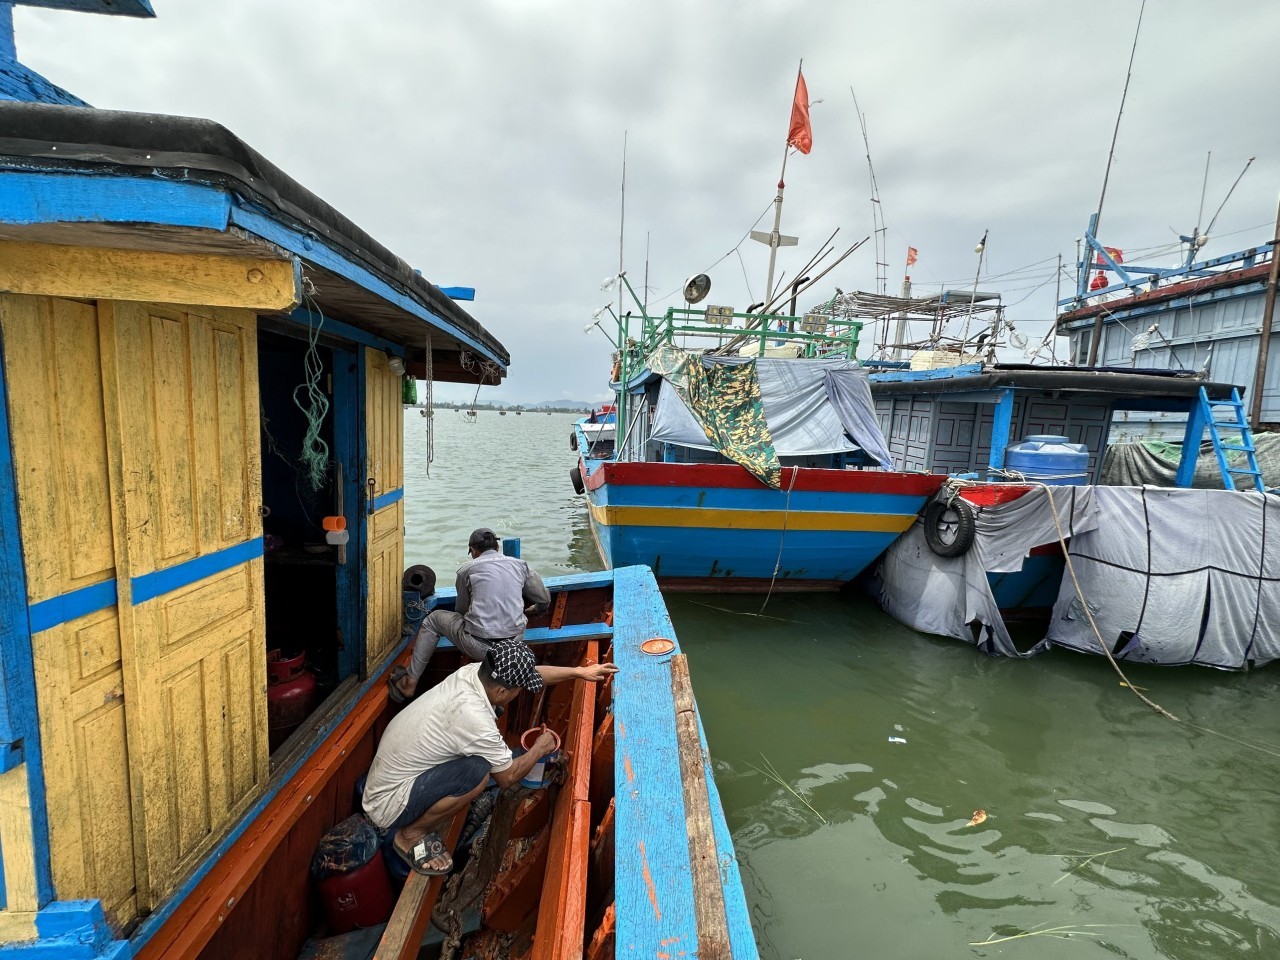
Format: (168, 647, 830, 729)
(922, 497, 977, 558)
(569, 430, 578, 452)
(569, 465, 585, 495)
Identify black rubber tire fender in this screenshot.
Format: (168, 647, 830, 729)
(401, 564, 437, 597)
(922, 497, 977, 558)
(569, 430, 578, 452)
(569, 465, 586, 495)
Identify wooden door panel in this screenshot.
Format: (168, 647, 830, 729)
(112, 302, 268, 906)
(364, 351, 404, 670)
(0, 294, 140, 928)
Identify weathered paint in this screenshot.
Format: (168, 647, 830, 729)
(0, 765, 37, 940)
(589, 501, 918, 533)
(0, 241, 299, 312)
(364, 347, 404, 672)
(2, 294, 134, 928)
(612, 565, 759, 958)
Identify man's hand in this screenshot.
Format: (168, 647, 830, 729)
(533, 728, 559, 758)
(578, 662, 619, 683)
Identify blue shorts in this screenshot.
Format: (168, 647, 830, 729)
(387, 755, 491, 832)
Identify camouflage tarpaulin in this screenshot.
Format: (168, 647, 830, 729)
(645, 344, 782, 488)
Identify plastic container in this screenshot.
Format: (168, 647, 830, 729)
(519, 727, 561, 789)
(1004, 435, 1089, 485)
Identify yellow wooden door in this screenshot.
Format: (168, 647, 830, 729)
(364, 349, 404, 671)
(107, 301, 269, 908)
(0, 295, 140, 929)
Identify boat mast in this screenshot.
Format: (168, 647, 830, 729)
(753, 61, 804, 315)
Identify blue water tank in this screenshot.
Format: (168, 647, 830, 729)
(1004, 435, 1090, 485)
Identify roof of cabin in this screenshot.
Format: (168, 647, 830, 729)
(0, 101, 508, 379)
(869, 362, 1241, 402)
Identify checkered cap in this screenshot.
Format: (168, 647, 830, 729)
(487, 640, 543, 692)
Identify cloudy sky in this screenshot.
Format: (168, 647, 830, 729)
(17, 1, 1280, 405)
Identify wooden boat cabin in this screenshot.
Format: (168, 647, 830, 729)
(0, 98, 454, 950)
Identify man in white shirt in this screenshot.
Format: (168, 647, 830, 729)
(364, 640, 616, 875)
(392, 527, 550, 702)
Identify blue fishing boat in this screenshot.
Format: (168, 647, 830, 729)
(0, 7, 756, 957)
(572, 282, 945, 592)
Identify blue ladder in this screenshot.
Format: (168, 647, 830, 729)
(1176, 387, 1265, 492)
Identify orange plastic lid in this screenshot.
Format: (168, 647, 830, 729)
(322, 515, 347, 532)
(641, 637, 675, 656)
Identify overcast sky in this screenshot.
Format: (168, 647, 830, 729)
(17, 1, 1280, 404)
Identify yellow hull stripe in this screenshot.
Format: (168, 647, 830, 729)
(588, 502, 916, 533)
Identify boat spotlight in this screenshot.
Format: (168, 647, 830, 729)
(386, 351, 406, 376)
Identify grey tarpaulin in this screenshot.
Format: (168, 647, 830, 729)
(878, 484, 1280, 669)
(877, 486, 1098, 658)
(648, 356, 894, 459)
(823, 368, 894, 467)
(1046, 486, 1280, 669)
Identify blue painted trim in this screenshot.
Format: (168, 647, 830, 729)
(0, 171, 505, 371)
(500, 537, 521, 559)
(0, 172, 231, 231)
(130, 538, 263, 605)
(868, 363, 985, 384)
(355, 346, 370, 666)
(369, 488, 403, 514)
(0, 57, 90, 107)
(439, 286, 475, 301)
(331, 346, 362, 683)
(435, 622, 613, 650)
(987, 387, 1015, 472)
(15, 0, 155, 15)
(0, 4, 15, 61)
(127, 570, 617, 954)
(0, 320, 54, 901)
(26, 580, 117, 633)
(286, 307, 406, 358)
(230, 204, 505, 368)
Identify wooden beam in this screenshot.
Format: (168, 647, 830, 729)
(670, 655, 731, 960)
(372, 814, 465, 960)
(406, 353, 504, 385)
(0, 240, 299, 311)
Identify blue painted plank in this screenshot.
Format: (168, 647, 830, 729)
(987, 387, 1015, 472)
(868, 363, 985, 383)
(438, 286, 475, 301)
(611, 565, 700, 957)
(26, 579, 117, 633)
(369, 488, 403, 513)
(435, 623, 612, 649)
(0, 172, 230, 230)
(15, 0, 153, 13)
(698, 717, 759, 960)
(1, 4, 15, 61)
(130, 537, 263, 604)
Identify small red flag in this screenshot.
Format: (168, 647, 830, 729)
(906, 246, 919, 268)
(787, 70, 813, 155)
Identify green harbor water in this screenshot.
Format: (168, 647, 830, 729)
(405, 410, 1280, 959)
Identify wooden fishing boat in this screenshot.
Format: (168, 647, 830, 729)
(0, 59, 756, 960)
(572, 290, 944, 592)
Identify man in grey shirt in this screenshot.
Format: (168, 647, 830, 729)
(392, 527, 550, 701)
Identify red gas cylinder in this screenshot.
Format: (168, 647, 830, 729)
(267, 649, 317, 750)
(316, 854, 395, 933)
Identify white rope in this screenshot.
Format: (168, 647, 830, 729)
(424, 331, 434, 477)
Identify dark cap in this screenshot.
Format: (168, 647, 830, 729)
(468, 527, 498, 550)
(486, 640, 543, 692)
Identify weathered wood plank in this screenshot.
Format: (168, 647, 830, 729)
(670, 655, 730, 960)
(0, 240, 299, 310)
(371, 815, 464, 960)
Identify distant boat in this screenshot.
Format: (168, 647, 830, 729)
(499, 409, 507, 416)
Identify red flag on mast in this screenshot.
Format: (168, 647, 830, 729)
(787, 70, 813, 154)
(906, 246, 919, 267)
